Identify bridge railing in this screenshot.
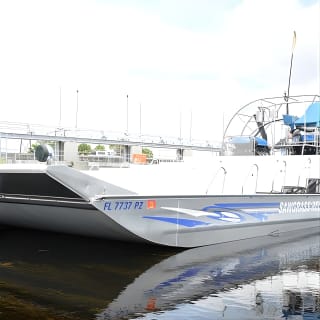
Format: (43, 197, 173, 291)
(0, 121, 221, 151)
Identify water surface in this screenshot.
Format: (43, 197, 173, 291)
(0, 227, 319, 319)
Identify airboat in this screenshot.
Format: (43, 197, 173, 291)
(0, 94, 319, 247)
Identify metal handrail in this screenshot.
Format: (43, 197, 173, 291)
(241, 164, 259, 195)
(205, 166, 227, 195)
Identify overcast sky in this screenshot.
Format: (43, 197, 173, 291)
(0, 0, 319, 142)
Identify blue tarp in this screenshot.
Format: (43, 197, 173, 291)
(255, 137, 268, 146)
(228, 136, 252, 144)
(228, 136, 268, 146)
(300, 134, 315, 142)
(283, 114, 298, 130)
(295, 102, 320, 128)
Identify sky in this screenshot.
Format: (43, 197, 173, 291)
(0, 0, 319, 143)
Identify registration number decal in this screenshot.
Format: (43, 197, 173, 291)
(103, 201, 144, 211)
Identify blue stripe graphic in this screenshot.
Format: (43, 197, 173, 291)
(143, 216, 210, 227)
(211, 202, 280, 209)
(142, 202, 281, 227)
(202, 202, 280, 222)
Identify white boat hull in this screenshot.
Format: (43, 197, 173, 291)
(0, 165, 319, 247)
(92, 193, 320, 247)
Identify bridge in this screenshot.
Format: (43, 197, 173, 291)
(0, 121, 222, 163)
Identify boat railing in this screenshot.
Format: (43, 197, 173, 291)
(205, 166, 227, 195)
(279, 178, 320, 194)
(297, 157, 312, 187)
(271, 160, 287, 192)
(241, 164, 259, 195)
(270, 157, 316, 194)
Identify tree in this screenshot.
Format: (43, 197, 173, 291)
(110, 144, 124, 155)
(28, 143, 40, 153)
(28, 141, 55, 153)
(95, 144, 105, 151)
(142, 148, 153, 160)
(78, 143, 92, 154)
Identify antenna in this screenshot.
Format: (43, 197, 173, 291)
(59, 87, 62, 128)
(285, 31, 297, 114)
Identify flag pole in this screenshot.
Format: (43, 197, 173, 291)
(286, 31, 296, 114)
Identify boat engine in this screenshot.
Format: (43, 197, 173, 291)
(35, 144, 54, 163)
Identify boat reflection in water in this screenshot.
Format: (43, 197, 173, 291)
(0, 228, 319, 320)
(99, 228, 320, 320)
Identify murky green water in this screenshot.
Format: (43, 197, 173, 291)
(0, 228, 319, 319)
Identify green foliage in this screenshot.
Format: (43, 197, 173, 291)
(95, 144, 105, 151)
(78, 143, 92, 154)
(28, 143, 40, 153)
(109, 144, 124, 154)
(109, 145, 117, 151)
(28, 141, 56, 153)
(142, 148, 153, 159)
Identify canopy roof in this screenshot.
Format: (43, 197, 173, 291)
(295, 102, 320, 128)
